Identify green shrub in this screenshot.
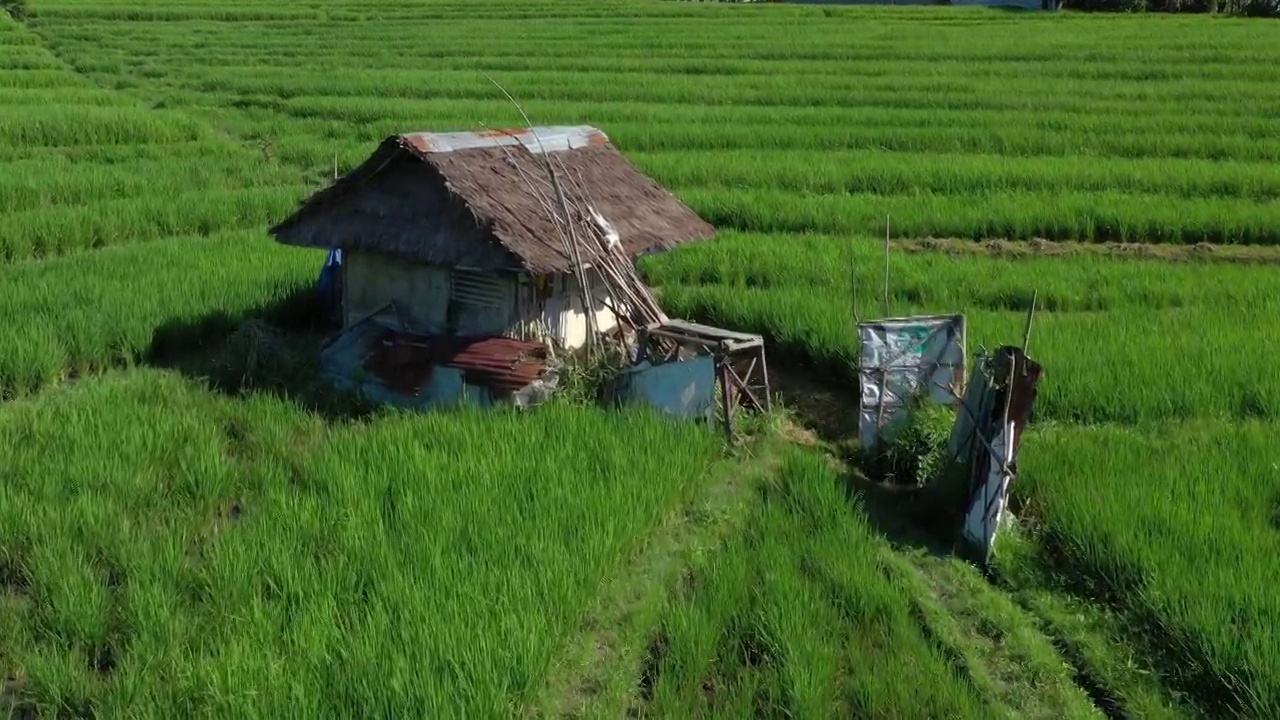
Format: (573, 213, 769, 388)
(858, 399, 955, 488)
(1, 0, 29, 20)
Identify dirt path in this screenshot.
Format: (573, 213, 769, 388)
(529, 365, 1127, 719)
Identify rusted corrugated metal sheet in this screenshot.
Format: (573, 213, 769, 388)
(435, 335, 549, 392)
(401, 125, 608, 155)
(364, 330, 548, 395)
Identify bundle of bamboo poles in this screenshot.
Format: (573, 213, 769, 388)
(477, 83, 670, 360)
(490, 136, 669, 360)
(556, 162, 667, 329)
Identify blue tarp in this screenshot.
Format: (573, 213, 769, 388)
(317, 248, 343, 311)
(614, 356, 716, 422)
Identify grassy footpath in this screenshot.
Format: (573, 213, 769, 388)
(612, 444, 1104, 719)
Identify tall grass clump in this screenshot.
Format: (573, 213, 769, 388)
(0, 370, 722, 717)
(640, 447, 992, 718)
(853, 398, 954, 488)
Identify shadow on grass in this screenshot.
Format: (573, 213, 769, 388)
(1003, 486, 1252, 719)
(144, 287, 378, 423)
(761, 350, 963, 560)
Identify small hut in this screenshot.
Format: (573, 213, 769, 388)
(268, 125, 716, 407)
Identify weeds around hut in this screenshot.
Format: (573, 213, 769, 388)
(555, 336, 632, 406)
(1, 0, 30, 20)
(854, 398, 955, 488)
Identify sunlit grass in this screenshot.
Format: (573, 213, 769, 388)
(0, 370, 722, 717)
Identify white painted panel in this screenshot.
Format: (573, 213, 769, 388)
(592, 277, 619, 335)
(560, 288, 589, 350)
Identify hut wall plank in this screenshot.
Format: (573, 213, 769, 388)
(344, 250, 450, 333)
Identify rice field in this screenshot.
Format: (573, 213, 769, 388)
(638, 449, 997, 718)
(1017, 421, 1280, 717)
(3, 0, 1279, 716)
(0, 371, 722, 717)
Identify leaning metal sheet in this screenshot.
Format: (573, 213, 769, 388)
(857, 314, 966, 448)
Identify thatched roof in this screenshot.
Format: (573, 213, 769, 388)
(269, 126, 716, 274)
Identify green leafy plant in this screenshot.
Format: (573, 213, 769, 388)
(859, 398, 956, 488)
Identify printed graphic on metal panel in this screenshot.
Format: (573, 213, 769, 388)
(857, 314, 967, 449)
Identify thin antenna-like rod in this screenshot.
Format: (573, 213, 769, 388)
(882, 214, 891, 318)
(1021, 289, 1038, 356)
(850, 236, 860, 327)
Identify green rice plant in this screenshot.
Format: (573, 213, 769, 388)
(0, 369, 722, 718)
(0, 138, 247, 164)
(0, 46, 59, 69)
(1016, 421, 1280, 717)
(0, 231, 318, 398)
(0, 86, 135, 107)
(642, 447, 993, 717)
(631, 149, 1280, 204)
(857, 398, 956, 487)
(643, 230, 1280, 424)
(0, 67, 83, 89)
(0, 105, 211, 147)
(0, 185, 305, 262)
(31, 0, 1280, 243)
(0, 150, 297, 208)
(676, 187, 1280, 244)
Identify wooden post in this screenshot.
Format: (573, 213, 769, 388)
(1021, 290, 1038, 357)
(718, 356, 735, 443)
(882, 214, 891, 318)
(758, 345, 772, 411)
(850, 235, 861, 327)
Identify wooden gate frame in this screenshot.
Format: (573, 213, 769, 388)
(635, 320, 771, 442)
